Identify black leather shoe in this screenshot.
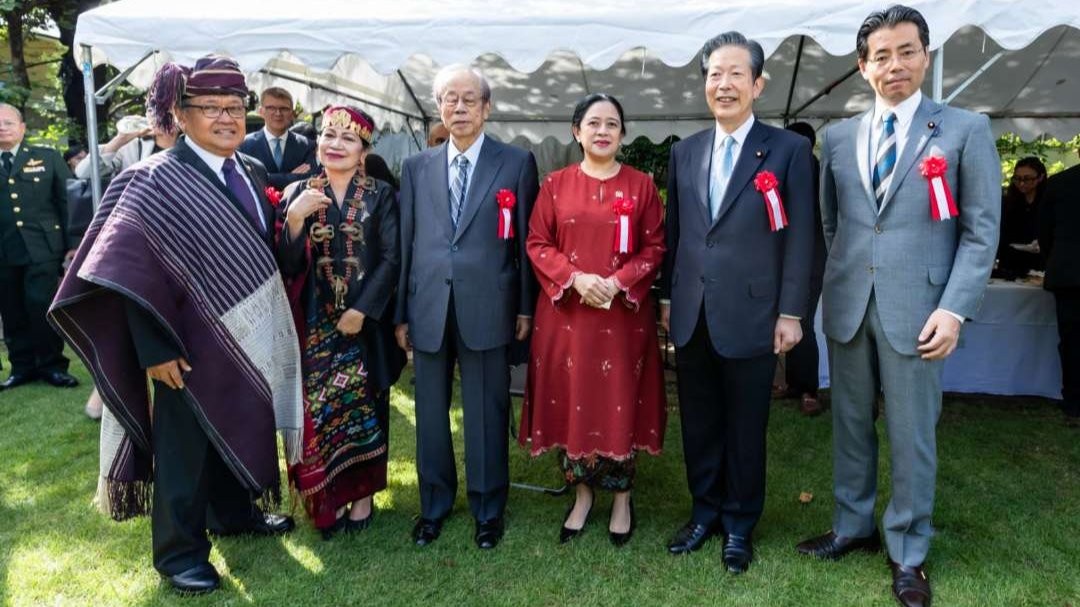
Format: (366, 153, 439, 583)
(889, 560, 932, 607)
(667, 521, 720, 554)
(723, 534, 753, 573)
(0, 373, 37, 390)
(608, 498, 636, 547)
(796, 529, 882, 560)
(249, 513, 295, 536)
(474, 517, 505, 549)
(164, 562, 220, 594)
(412, 517, 444, 546)
(559, 496, 594, 544)
(42, 370, 79, 388)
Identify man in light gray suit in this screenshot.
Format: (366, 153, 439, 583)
(395, 65, 538, 550)
(796, 7, 1000, 607)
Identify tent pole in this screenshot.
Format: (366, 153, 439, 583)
(94, 49, 154, 103)
(933, 47, 944, 103)
(783, 36, 806, 125)
(789, 66, 858, 118)
(80, 44, 103, 211)
(944, 51, 1004, 104)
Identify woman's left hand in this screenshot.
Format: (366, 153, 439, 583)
(336, 309, 366, 335)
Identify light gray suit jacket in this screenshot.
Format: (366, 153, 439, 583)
(820, 96, 1001, 356)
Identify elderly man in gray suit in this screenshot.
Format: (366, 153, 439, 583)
(395, 65, 538, 550)
(796, 6, 1000, 607)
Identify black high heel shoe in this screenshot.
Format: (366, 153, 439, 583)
(344, 504, 375, 533)
(321, 512, 348, 540)
(559, 494, 594, 543)
(608, 496, 636, 547)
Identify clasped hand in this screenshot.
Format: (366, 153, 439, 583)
(573, 273, 619, 308)
(285, 188, 331, 237)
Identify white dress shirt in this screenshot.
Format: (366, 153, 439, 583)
(446, 132, 485, 196)
(186, 137, 266, 230)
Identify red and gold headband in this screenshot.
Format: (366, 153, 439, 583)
(323, 106, 374, 144)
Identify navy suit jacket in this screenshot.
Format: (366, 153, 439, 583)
(395, 136, 539, 353)
(661, 120, 814, 358)
(239, 129, 314, 190)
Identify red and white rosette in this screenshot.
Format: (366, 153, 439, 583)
(612, 191, 635, 253)
(920, 148, 958, 221)
(753, 171, 788, 232)
(496, 188, 516, 239)
(264, 186, 283, 208)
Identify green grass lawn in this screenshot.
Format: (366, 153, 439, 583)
(0, 354, 1078, 606)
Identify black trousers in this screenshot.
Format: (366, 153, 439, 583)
(151, 383, 258, 575)
(1053, 288, 1080, 414)
(0, 262, 68, 375)
(675, 310, 776, 537)
(785, 274, 823, 396)
(412, 296, 510, 523)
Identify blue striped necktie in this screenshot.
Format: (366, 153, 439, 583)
(450, 154, 469, 228)
(872, 111, 896, 208)
(272, 137, 284, 170)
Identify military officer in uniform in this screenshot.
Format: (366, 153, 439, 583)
(0, 103, 79, 390)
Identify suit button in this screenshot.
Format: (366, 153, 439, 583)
(868, 265, 875, 273)
(12, 207, 19, 213)
(54, 224, 60, 229)
(444, 278, 452, 285)
(6, 178, 13, 185)
(15, 221, 23, 227)
(452, 245, 459, 251)
(33, 177, 40, 183)
(10, 193, 17, 199)
(707, 241, 715, 248)
(700, 276, 705, 283)
(874, 225, 882, 234)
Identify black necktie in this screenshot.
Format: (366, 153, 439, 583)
(1, 151, 12, 175)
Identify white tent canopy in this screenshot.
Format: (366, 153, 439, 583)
(73, 0, 1080, 170)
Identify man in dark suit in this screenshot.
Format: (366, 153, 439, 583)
(1040, 152, 1080, 423)
(239, 87, 314, 189)
(395, 64, 538, 550)
(660, 32, 813, 573)
(0, 102, 80, 390)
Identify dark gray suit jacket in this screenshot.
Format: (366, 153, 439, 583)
(395, 136, 539, 353)
(661, 120, 814, 358)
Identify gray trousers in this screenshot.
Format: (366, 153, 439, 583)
(413, 302, 510, 523)
(828, 295, 943, 567)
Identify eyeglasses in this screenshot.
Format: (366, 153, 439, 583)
(440, 94, 482, 109)
(1011, 175, 1040, 184)
(866, 47, 926, 68)
(262, 105, 293, 114)
(183, 104, 247, 119)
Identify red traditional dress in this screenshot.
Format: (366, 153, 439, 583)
(520, 164, 667, 462)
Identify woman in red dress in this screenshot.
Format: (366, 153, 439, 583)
(520, 94, 667, 546)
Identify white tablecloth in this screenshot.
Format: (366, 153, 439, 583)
(816, 281, 1062, 398)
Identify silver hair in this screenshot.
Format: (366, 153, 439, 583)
(431, 64, 492, 105)
(0, 102, 24, 122)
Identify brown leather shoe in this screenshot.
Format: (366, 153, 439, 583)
(889, 560, 932, 607)
(799, 394, 823, 416)
(796, 530, 882, 560)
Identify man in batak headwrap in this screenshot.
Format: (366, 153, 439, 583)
(49, 55, 302, 595)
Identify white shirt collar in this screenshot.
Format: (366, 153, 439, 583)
(713, 114, 755, 152)
(447, 132, 485, 169)
(873, 90, 922, 130)
(185, 136, 239, 179)
(262, 126, 287, 144)
(1, 143, 19, 158)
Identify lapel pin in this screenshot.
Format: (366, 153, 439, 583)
(928, 121, 936, 129)
(755, 150, 763, 158)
